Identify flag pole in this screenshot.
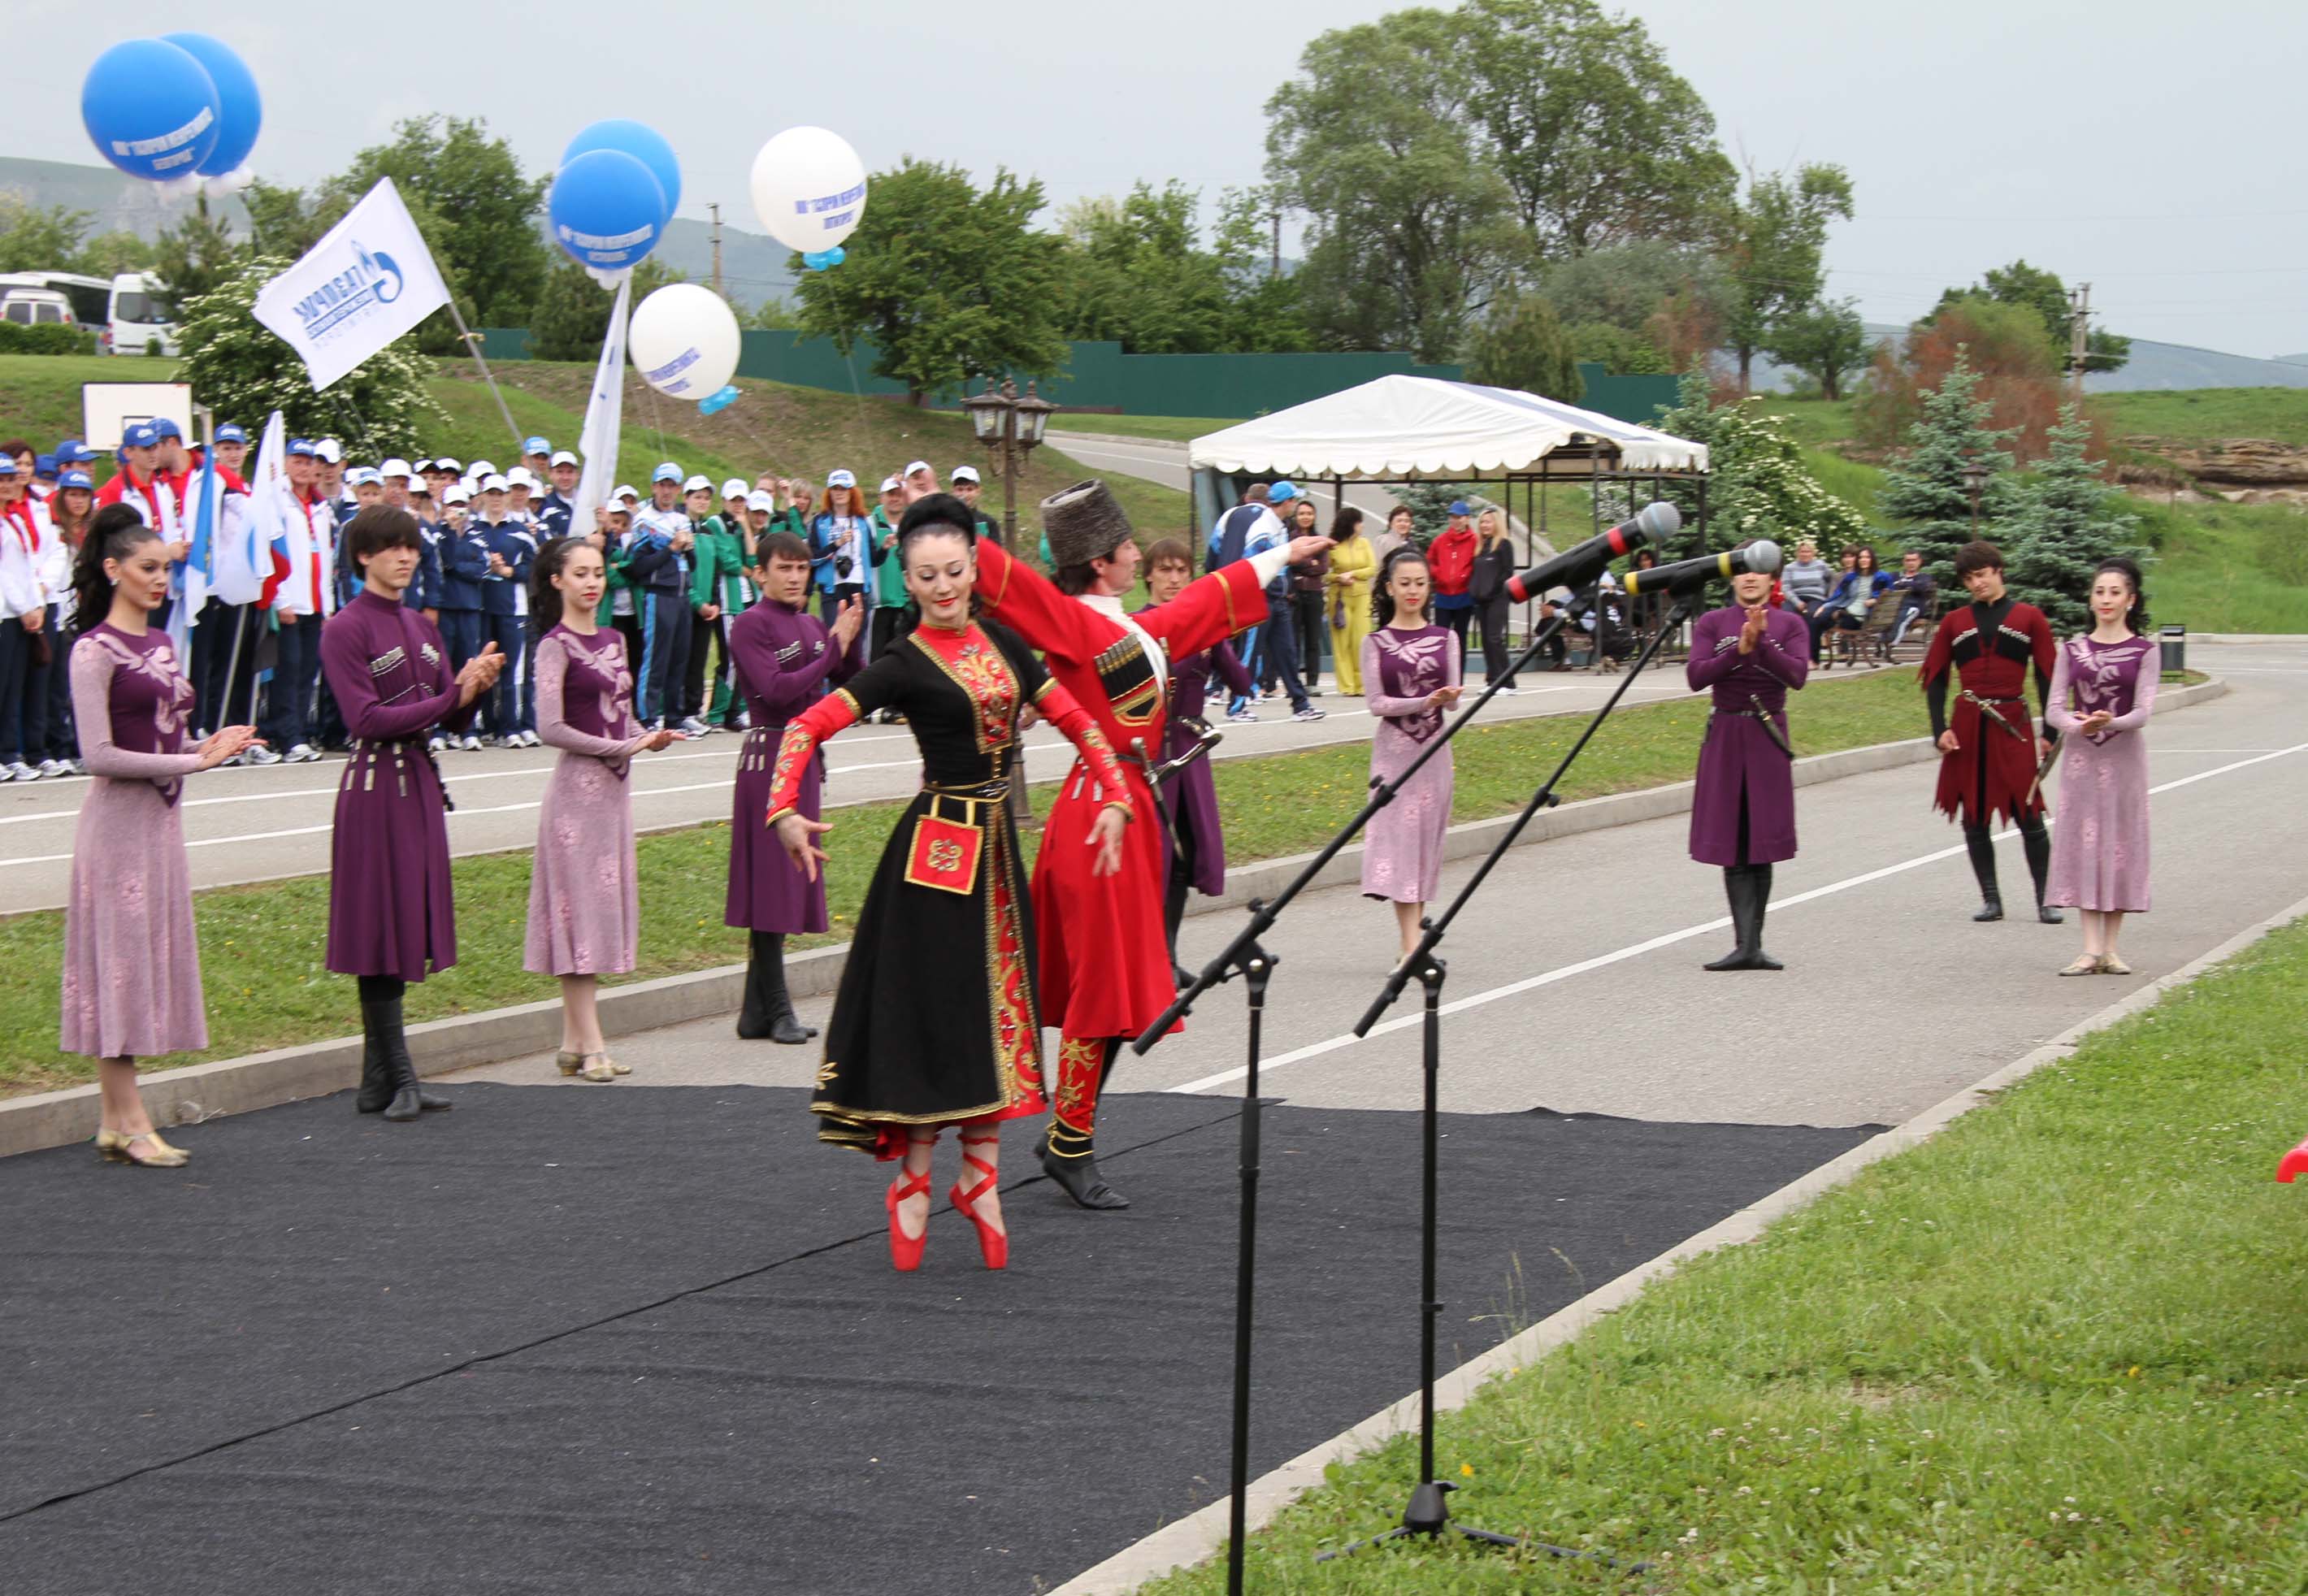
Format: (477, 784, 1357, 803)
(446, 298, 526, 456)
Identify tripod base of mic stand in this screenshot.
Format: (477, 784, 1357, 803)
(1315, 1480, 1612, 1563)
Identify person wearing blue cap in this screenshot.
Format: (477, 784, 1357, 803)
(627, 464, 696, 729)
(93, 423, 191, 634)
(1243, 481, 1324, 722)
(471, 476, 536, 746)
(1204, 481, 1278, 718)
(34, 470, 97, 774)
(0, 453, 59, 781)
(31, 454, 58, 501)
(255, 438, 336, 765)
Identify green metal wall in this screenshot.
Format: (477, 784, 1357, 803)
(475, 333, 1681, 427)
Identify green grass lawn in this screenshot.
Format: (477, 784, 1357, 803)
(0, 353, 184, 442)
(2098, 386, 2308, 444)
(1139, 913, 2308, 1594)
(0, 668, 1931, 1095)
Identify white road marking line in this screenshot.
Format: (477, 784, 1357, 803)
(1168, 740, 2308, 1095)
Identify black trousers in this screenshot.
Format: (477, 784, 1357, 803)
(1291, 590, 1326, 690)
(0, 616, 31, 763)
(681, 611, 731, 723)
(193, 600, 262, 731)
(1477, 596, 1516, 686)
(868, 603, 913, 662)
(1438, 605, 1472, 669)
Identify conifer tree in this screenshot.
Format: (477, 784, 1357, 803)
(1877, 353, 2019, 579)
(2002, 404, 2149, 632)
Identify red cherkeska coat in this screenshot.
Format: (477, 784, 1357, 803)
(1920, 598, 2057, 826)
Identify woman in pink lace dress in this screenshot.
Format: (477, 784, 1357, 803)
(59, 507, 260, 1166)
(1360, 548, 1464, 959)
(2044, 558, 2158, 977)
(523, 538, 679, 1080)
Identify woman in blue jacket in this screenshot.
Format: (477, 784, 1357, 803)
(1818, 544, 1893, 657)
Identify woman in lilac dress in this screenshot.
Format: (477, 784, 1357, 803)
(525, 537, 681, 1080)
(320, 508, 503, 1122)
(2045, 558, 2157, 976)
(60, 506, 261, 1167)
(1360, 548, 1464, 959)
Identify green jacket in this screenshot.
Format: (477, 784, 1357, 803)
(593, 533, 635, 627)
(870, 508, 907, 606)
(692, 514, 753, 611)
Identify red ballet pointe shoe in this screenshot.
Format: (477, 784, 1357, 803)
(2279, 1137, 2308, 1183)
(886, 1167, 932, 1272)
(949, 1135, 1009, 1271)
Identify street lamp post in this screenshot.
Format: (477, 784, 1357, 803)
(962, 377, 1058, 546)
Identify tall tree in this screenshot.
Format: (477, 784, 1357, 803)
(1876, 353, 2020, 580)
(1718, 163, 1855, 391)
(2002, 404, 2148, 632)
(321, 116, 549, 327)
(792, 158, 1066, 406)
(530, 255, 684, 362)
(1639, 367, 1870, 555)
(1266, 7, 1525, 362)
(1933, 258, 2129, 375)
(1052, 180, 1230, 353)
(0, 201, 91, 272)
(1460, 0, 1734, 255)
(150, 207, 245, 310)
(1209, 185, 1311, 353)
(76, 231, 156, 276)
(1534, 238, 1727, 335)
(1464, 288, 1584, 400)
(1761, 297, 1871, 401)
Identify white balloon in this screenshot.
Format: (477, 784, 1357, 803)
(627, 283, 741, 401)
(749, 126, 868, 254)
(156, 173, 206, 200)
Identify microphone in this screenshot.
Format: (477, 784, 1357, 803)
(1505, 501, 1679, 604)
(1620, 539, 1785, 598)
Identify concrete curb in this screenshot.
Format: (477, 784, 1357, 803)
(0, 677, 2228, 1160)
(1050, 429, 1192, 452)
(1047, 850, 2305, 1596)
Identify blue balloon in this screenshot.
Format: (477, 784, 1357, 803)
(699, 385, 740, 417)
(160, 33, 262, 177)
(549, 150, 666, 272)
(81, 40, 220, 183)
(803, 246, 847, 271)
(563, 120, 680, 225)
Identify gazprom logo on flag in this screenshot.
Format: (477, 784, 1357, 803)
(289, 241, 407, 340)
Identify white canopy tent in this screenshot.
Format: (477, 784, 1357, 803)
(1187, 374, 1708, 480)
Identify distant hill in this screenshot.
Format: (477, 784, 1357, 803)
(0, 154, 797, 310)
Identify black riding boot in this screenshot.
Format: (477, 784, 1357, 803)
(1964, 826, 2003, 921)
(1164, 870, 1191, 988)
(2020, 818, 2062, 923)
(1747, 863, 1783, 970)
(1042, 1039, 1130, 1211)
(738, 931, 813, 1044)
(355, 978, 393, 1114)
(1703, 866, 1757, 970)
(361, 977, 447, 1121)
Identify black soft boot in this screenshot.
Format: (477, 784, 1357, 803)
(1040, 1123, 1130, 1210)
(1964, 826, 2003, 921)
(1746, 863, 1784, 970)
(756, 932, 814, 1044)
(2020, 820, 2063, 924)
(369, 987, 438, 1122)
(735, 931, 776, 1039)
(1165, 871, 1191, 988)
(1698, 867, 1745, 964)
(354, 979, 394, 1114)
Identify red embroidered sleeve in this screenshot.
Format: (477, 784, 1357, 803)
(972, 540, 1118, 668)
(765, 689, 861, 825)
(1035, 677, 1133, 814)
(1138, 560, 1269, 660)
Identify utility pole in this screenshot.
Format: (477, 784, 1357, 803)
(2067, 282, 2090, 402)
(709, 202, 725, 299)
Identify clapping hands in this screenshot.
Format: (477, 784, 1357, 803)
(830, 596, 865, 648)
(455, 643, 505, 707)
(196, 725, 262, 770)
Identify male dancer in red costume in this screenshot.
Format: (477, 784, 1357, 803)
(969, 479, 1330, 1208)
(1919, 540, 2062, 923)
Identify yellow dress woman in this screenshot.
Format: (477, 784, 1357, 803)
(1325, 505, 1378, 695)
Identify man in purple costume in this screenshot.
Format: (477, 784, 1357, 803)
(726, 529, 862, 1043)
(1685, 565, 1811, 971)
(321, 507, 505, 1120)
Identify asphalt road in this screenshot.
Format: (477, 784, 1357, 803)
(0, 661, 1711, 913)
(451, 640, 2308, 1129)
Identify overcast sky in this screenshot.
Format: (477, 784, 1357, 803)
(19, 0, 2306, 356)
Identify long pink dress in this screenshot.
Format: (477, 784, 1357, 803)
(1360, 623, 1459, 904)
(523, 626, 649, 976)
(59, 625, 209, 1058)
(2044, 633, 2156, 913)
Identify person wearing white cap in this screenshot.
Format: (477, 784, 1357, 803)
(380, 461, 443, 627)
(256, 437, 339, 765)
(692, 479, 757, 729)
(810, 471, 875, 673)
(431, 483, 489, 751)
(902, 460, 936, 501)
(949, 465, 1002, 547)
(671, 475, 722, 735)
(864, 475, 913, 668)
(538, 450, 579, 540)
(473, 475, 538, 745)
(627, 464, 696, 729)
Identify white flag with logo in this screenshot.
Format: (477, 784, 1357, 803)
(252, 178, 451, 392)
(243, 411, 291, 608)
(571, 274, 631, 540)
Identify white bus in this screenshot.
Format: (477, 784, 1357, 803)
(0, 271, 180, 356)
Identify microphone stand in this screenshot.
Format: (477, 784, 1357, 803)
(1132, 603, 1582, 1596)
(1319, 593, 1703, 1571)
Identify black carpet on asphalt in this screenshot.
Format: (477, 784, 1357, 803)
(0, 1084, 1876, 1594)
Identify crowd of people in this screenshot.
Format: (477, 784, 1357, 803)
(40, 425, 2157, 1265)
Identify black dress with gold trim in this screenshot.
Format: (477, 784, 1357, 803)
(765, 618, 1129, 1156)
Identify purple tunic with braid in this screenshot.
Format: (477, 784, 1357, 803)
(525, 626, 650, 975)
(1360, 623, 1459, 904)
(1685, 604, 1811, 866)
(60, 626, 209, 1058)
(1143, 614, 1253, 899)
(726, 597, 857, 933)
(320, 589, 479, 981)
(2044, 633, 2156, 913)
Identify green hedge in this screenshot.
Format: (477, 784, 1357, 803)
(0, 323, 101, 355)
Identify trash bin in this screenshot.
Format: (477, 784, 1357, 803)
(2159, 623, 2186, 677)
